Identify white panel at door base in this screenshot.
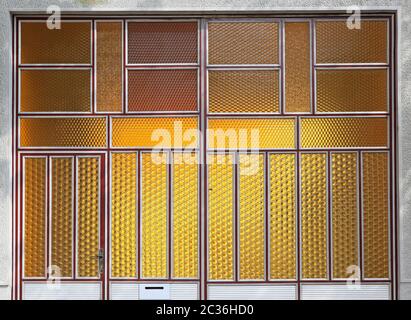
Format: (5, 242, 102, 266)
(23, 282, 101, 300)
(301, 284, 390, 300)
(207, 285, 297, 300)
(110, 283, 199, 300)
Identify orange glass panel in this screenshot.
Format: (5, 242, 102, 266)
(20, 21, 91, 64)
(208, 70, 279, 113)
(20, 69, 91, 113)
(208, 22, 279, 65)
(128, 69, 197, 112)
(316, 69, 388, 113)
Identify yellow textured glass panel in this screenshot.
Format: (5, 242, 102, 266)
(363, 152, 389, 279)
(208, 118, 295, 149)
(24, 157, 46, 278)
(208, 154, 234, 280)
(20, 117, 107, 148)
(96, 22, 123, 112)
(301, 117, 388, 149)
(112, 117, 198, 148)
(316, 20, 388, 64)
(301, 153, 327, 279)
(285, 22, 311, 113)
(270, 154, 296, 279)
(20, 69, 91, 112)
(141, 153, 168, 278)
(77, 157, 100, 278)
(111, 153, 137, 278)
(172, 153, 199, 279)
(239, 154, 265, 280)
(20, 21, 91, 64)
(316, 69, 388, 113)
(208, 22, 279, 65)
(51, 157, 73, 278)
(208, 70, 279, 113)
(331, 153, 359, 279)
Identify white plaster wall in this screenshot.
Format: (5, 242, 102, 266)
(0, 0, 409, 300)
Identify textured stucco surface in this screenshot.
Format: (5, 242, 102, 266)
(0, 0, 410, 300)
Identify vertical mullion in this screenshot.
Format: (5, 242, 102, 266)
(46, 156, 50, 280)
(327, 152, 332, 280)
(234, 152, 239, 282)
(265, 152, 270, 281)
(168, 151, 172, 280)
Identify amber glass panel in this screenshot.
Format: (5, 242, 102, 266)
(316, 20, 388, 64)
(208, 22, 279, 65)
(51, 157, 73, 278)
(316, 69, 388, 113)
(128, 69, 197, 112)
(301, 153, 328, 279)
(331, 153, 359, 279)
(111, 153, 137, 278)
(285, 22, 311, 113)
(363, 152, 389, 279)
(208, 70, 279, 113)
(20, 21, 91, 64)
(24, 157, 47, 278)
(20, 69, 91, 112)
(96, 21, 123, 112)
(128, 22, 198, 64)
(301, 117, 388, 148)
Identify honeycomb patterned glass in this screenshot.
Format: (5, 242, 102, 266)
(24, 157, 47, 278)
(128, 69, 197, 112)
(96, 21, 123, 113)
(128, 22, 198, 64)
(112, 117, 198, 148)
(20, 69, 91, 113)
(208, 118, 295, 149)
(141, 152, 168, 278)
(301, 117, 388, 149)
(270, 153, 296, 280)
(77, 157, 100, 278)
(208, 22, 279, 65)
(301, 153, 328, 279)
(316, 69, 388, 113)
(363, 152, 389, 279)
(285, 22, 311, 113)
(208, 70, 279, 113)
(239, 154, 265, 280)
(20, 117, 107, 148)
(208, 154, 234, 280)
(316, 20, 388, 64)
(331, 153, 359, 279)
(20, 21, 91, 64)
(111, 153, 137, 278)
(51, 157, 73, 278)
(172, 153, 199, 279)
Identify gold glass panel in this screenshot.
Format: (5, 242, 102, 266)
(301, 153, 327, 279)
(208, 154, 234, 280)
(111, 153, 137, 278)
(285, 22, 311, 113)
(77, 157, 100, 278)
(51, 157, 73, 278)
(316, 20, 388, 64)
(316, 69, 388, 113)
(172, 153, 199, 279)
(208, 118, 295, 149)
(208, 22, 279, 65)
(96, 21, 123, 112)
(20, 21, 91, 64)
(20, 117, 107, 148)
(239, 154, 265, 280)
(301, 117, 388, 149)
(112, 117, 198, 148)
(24, 157, 47, 278)
(141, 152, 168, 278)
(270, 153, 296, 280)
(363, 152, 389, 279)
(20, 69, 91, 113)
(208, 70, 279, 113)
(331, 153, 359, 279)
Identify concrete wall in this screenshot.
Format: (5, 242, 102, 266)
(1, 0, 410, 300)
